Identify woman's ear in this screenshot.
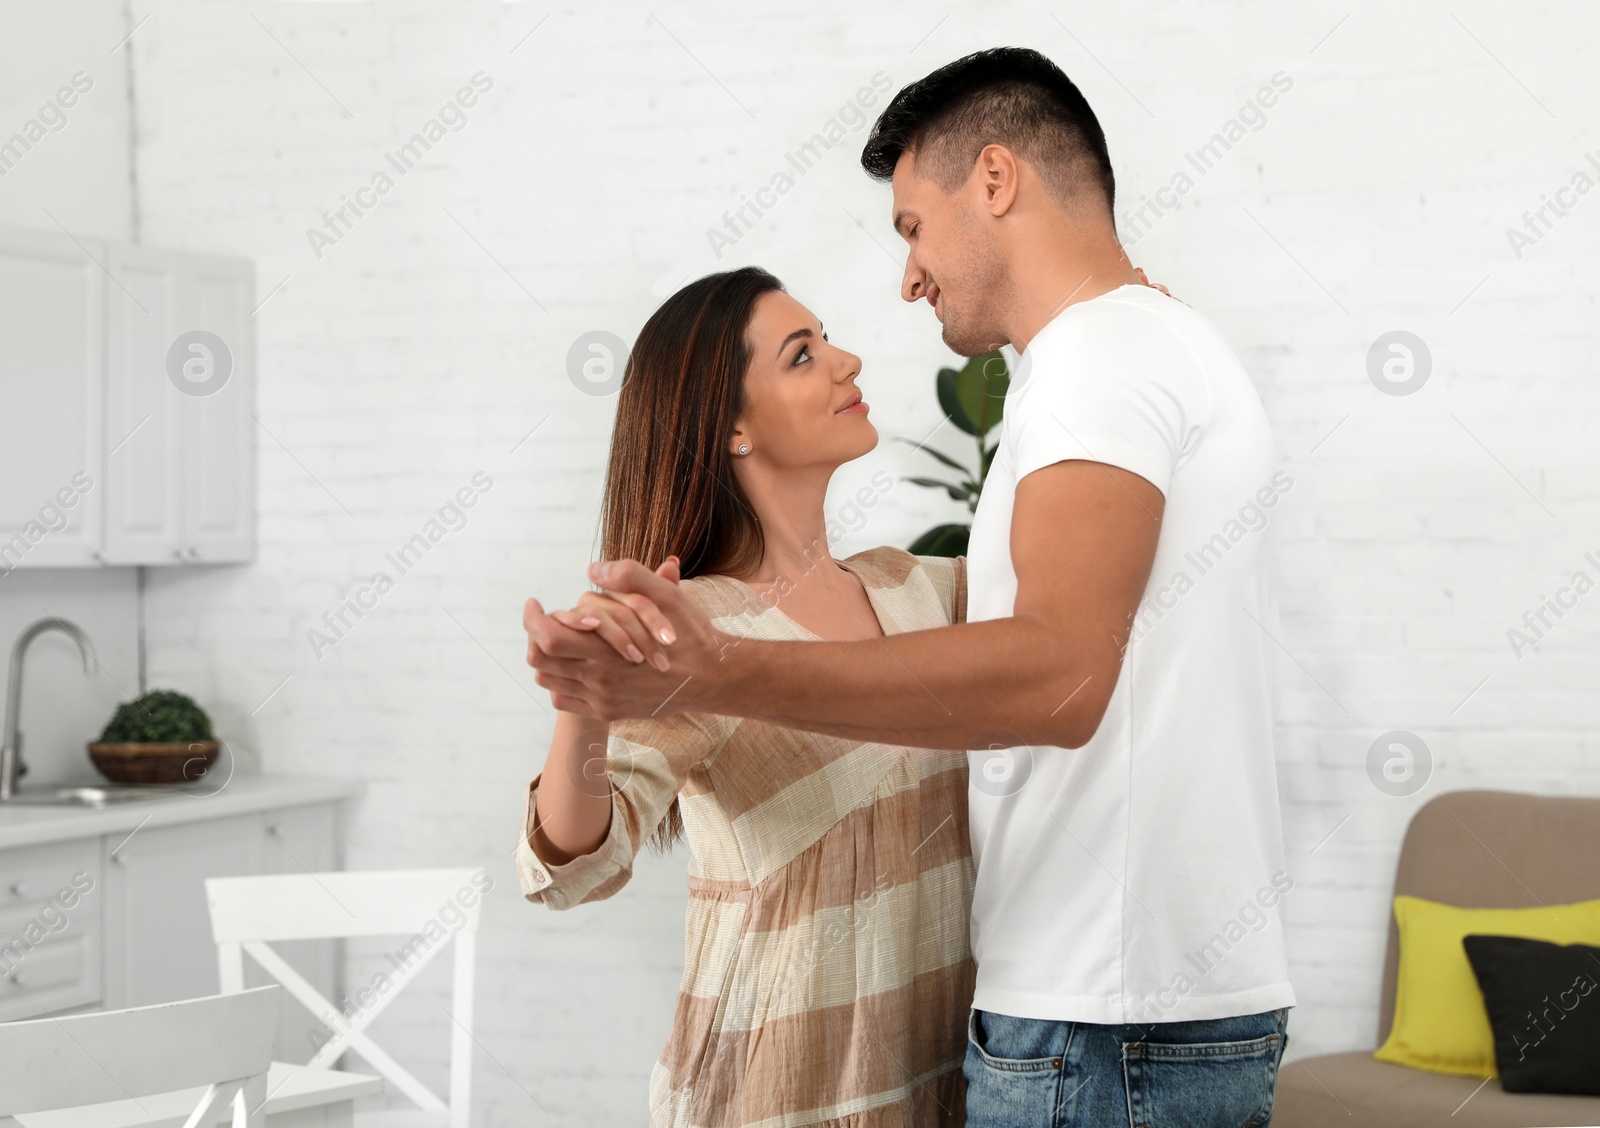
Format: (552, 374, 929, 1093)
(729, 426, 751, 457)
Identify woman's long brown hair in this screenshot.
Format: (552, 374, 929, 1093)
(600, 266, 784, 850)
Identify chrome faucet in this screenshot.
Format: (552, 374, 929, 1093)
(1, 618, 97, 801)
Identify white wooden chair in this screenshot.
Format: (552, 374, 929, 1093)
(0, 986, 280, 1128)
(205, 870, 484, 1128)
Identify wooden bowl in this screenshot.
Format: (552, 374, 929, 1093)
(88, 740, 221, 785)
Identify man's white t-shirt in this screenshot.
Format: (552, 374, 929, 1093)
(964, 282, 1296, 1026)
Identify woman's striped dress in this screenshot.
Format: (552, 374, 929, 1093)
(516, 547, 974, 1127)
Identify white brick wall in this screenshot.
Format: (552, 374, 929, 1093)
(10, 0, 1600, 1122)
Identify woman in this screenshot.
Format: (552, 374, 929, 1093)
(516, 266, 974, 1127)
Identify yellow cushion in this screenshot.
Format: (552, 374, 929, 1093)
(1374, 894, 1600, 1077)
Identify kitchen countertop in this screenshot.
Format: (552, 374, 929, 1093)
(0, 775, 363, 851)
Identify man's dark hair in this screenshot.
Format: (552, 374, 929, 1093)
(860, 47, 1115, 216)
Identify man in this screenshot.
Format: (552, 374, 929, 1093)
(528, 46, 1295, 1127)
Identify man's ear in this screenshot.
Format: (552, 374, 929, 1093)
(976, 143, 1020, 218)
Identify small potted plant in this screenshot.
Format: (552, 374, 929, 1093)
(89, 690, 220, 785)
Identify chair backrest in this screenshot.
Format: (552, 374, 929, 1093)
(0, 986, 279, 1124)
(1377, 789, 1600, 1040)
(206, 868, 485, 1128)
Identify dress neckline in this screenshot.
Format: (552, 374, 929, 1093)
(722, 553, 890, 642)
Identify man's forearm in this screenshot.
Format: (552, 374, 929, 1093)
(707, 617, 1106, 750)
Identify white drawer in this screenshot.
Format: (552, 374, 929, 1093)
(0, 837, 100, 936)
(0, 928, 101, 1021)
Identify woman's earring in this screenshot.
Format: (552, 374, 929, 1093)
(737, 444, 751, 455)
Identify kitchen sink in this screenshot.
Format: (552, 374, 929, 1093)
(2, 784, 195, 807)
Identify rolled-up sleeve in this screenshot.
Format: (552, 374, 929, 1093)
(515, 712, 732, 911)
(514, 775, 632, 908)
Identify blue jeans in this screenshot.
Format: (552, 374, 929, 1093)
(963, 1007, 1289, 1128)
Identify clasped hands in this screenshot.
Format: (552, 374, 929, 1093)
(523, 557, 724, 720)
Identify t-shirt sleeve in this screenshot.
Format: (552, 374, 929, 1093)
(1009, 300, 1211, 497)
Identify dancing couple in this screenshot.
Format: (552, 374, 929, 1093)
(519, 46, 1294, 1128)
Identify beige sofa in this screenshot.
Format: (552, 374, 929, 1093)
(1275, 789, 1600, 1127)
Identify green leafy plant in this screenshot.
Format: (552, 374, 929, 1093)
(901, 350, 1010, 556)
(98, 690, 214, 744)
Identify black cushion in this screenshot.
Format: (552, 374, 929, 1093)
(1462, 934, 1600, 1095)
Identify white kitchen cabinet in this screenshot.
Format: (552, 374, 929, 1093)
(0, 223, 255, 569)
(0, 227, 105, 569)
(101, 245, 184, 564)
(182, 255, 256, 562)
(100, 812, 262, 1009)
(0, 837, 100, 1021)
(103, 244, 255, 565)
(100, 804, 339, 1063)
(0, 778, 355, 1061)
